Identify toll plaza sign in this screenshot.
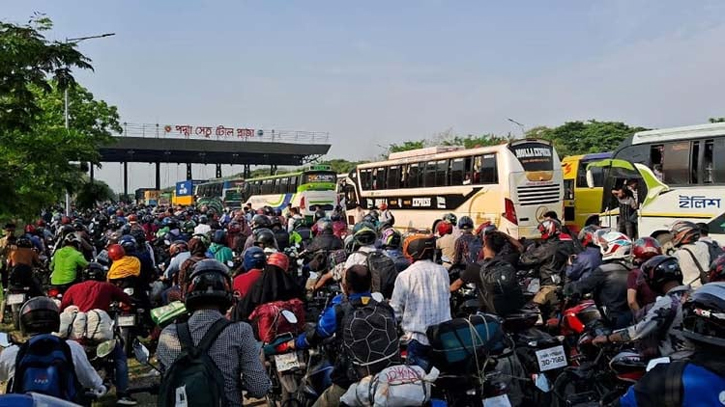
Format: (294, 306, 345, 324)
(164, 124, 257, 139)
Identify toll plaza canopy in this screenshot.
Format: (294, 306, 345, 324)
(98, 122, 331, 165)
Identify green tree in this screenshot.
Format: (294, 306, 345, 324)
(75, 179, 116, 210)
(709, 117, 725, 123)
(388, 140, 425, 154)
(526, 120, 646, 158)
(0, 16, 119, 220)
(319, 159, 368, 174)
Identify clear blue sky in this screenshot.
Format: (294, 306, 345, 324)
(4, 1, 725, 192)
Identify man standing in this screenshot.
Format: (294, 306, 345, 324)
(390, 234, 451, 370)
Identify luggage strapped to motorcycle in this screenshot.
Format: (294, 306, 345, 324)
(359, 365, 427, 406)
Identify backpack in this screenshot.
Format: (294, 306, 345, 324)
(158, 318, 231, 407)
(426, 314, 506, 374)
(11, 334, 80, 402)
(703, 240, 724, 267)
(463, 236, 483, 265)
(357, 250, 399, 299)
(248, 298, 306, 343)
(335, 297, 400, 381)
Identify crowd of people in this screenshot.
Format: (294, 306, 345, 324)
(0, 202, 723, 406)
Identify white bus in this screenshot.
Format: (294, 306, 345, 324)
(595, 122, 725, 241)
(346, 140, 564, 238)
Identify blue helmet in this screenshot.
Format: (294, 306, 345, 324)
(118, 234, 137, 253)
(243, 247, 266, 271)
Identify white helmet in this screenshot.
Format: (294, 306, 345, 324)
(599, 231, 632, 261)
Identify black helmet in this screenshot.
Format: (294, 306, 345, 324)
(681, 282, 725, 348)
(316, 218, 333, 234)
(16, 237, 33, 248)
(131, 228, 146, 245)
(63, 233, 82, 248)
(212, 229, 226, 244)
(20, 297, 60, 334)
(184, 259, 233, 311)
(641, 255, 683, 294)
(84, 262, 107, 281)
(251, 214, 271, 230)
(273, 208, 283, 217)
(403, 234, 436, 262)
(458, 216, 474, 230)
(254, 228, 276, 248)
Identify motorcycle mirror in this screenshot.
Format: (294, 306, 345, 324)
(133, 340, 151, 365)
(0, 333, 11, 348)
(371, 292, 384, 302)
(96, 339, 117, 359)
(281, 310, 298, 324)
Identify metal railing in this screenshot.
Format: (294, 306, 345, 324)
(116, 122, 330, 144)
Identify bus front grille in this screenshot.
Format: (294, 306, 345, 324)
(516, 184, 562, 206)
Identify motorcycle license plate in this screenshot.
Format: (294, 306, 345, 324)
(483, 394, 512, 407)
(7, 293, 26, 305)
(535, 345, 567, 372)
(118, 315, 136, 327)
(274, 352, 300, 372)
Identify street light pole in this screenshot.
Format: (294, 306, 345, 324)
(63, 33, 116, 215)
(507, 118, 526, 137)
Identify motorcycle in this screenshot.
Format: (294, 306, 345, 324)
(6, 284, 32, 333)
(261, 310, 309, 407)
(109, 299, 145, 356)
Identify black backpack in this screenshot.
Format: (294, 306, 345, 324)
(158, 318, 231, 407)
(704, 240, 724, 267)
(356, 250, 399, 299)
(12, 334, 80, 402)
(335, 296, 400, 381)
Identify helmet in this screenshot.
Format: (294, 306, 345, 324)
(267, 252, 290, 271)
(212, 229, 226, 244)
(63, 233, 82, 248)
(436, 221, 453, 236)
(443, 213, 457, 225)
(169, 240, 189, 257)
(254, 228, 276, 248)
(578, 225, 600, 248)
(24, 224, 36, 235)
(16, 237, 33, 248)
(199, 215, 208, 224)
(20, 297, 60, 334)
(670, 221, 700, 247)
(162, 217, 177, 228)
(641, 255, 683, 293)
(84, 262, 106, 281)
(251, 215, 271, 230)
(381, 228, 402, 249)
(73, 219, 86, 232)
(119, 235, 137, 253)
(127, 214, 138, 223)
(142, 215, 154, 224)
(353, 225, 377, 246)
(243, 247, 266, 271)
(403, 234, 436, 262)
(632, 237, 662, 265)
(107, 244, 126, 261)
(273, 208, 283, 217)
(185, 259, 233, 311)
(458, 216, 474, 230)
(60, 216, 71, 225)
(537, 219, 562, 240)
(293, 217, 308, 230)
(316, 218, 333, 234)
(270, 216, 282, 228)
(362, 214, 377, 224)
(182, 220, 197, 234)
(709, 254, 725, 282)
(131, 228, 146, 244)
(599, 231, 632, 261)
(681, 282, 725, 348)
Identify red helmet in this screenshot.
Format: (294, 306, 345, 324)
(36, 219, 46, 227)
(116, 210, 124, 217)
(61, 216, 71, 225)
(24, 224, 36, 234)
(127, 214, 138, 223)
(436, 221, 453, 236)
(709, 254, 725, 282)
(267, 252, 290, 271)
(107, 244, 126, 261)
(578, 225, 600, 248)
(632, 237, 662, 265)
(538, 219, 562, 240)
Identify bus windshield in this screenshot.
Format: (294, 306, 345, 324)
(509, 142, 555, 172)
(302, 171, 337, 184)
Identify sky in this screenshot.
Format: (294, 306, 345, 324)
(4, 1, 725, 192)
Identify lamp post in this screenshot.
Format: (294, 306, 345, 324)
(64, 33, 115, 215)
(507, 118, 526, 136)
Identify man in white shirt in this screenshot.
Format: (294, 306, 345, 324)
(390, 234, 451, 370)
(194, 214, 212, 236)
(671, 221, 710, 288)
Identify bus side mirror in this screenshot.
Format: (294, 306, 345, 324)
(586, 169, 595, 189)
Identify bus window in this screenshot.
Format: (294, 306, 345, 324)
(290, 176, 298, 192)
(450, 158, 465, 185)
(279, 177, 288, 193)
(424, 162, 436, 187)
(436, 160, 448, 186)
(387, 166, 400, 189)
(374, 167, 387, 190)
(272, 179, 280, 194)
(662, 142, 690, 185)
(704, 140, 714, 184)
(577, 162, 604, 188)
(691, 141, 700, 184)
(407, 163, 421, 188)
(480, 154, 498, 184)
(360, 169, 372, 190)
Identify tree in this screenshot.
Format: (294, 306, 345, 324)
(709, 117, 725, 123)
(0, 16, 119, 220)
(75, 179, 116, 210)
(319, 159, 368, 174)
(388, 140, 425, 154)
(526, 120, 646, 158)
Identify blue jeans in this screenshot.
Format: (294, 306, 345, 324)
(406, 339, 432, 372)
(113, 342, 129, 394)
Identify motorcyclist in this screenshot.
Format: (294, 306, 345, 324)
(380, 228, 410, 272)
(435, 221, 456, 270)
(232, 247, 266, 298)
(564, 231, 633, 329)
(452, 216, 481, 267)
(520, 219, 577, 319)
(344, 222, 378, 270)
(708, 254, 725, 282)
(6, 237, 44, 297)
(306, 218, 344, 254)
(234, 252, 303, 322)
(119, 235, 154, 285)
(593, 255, 691, 358)
(253, 228, 278, 256)
(60, 263, 137, 405)
(244, 215, 278, 251)
(270, 216, 290, 252)
(157, 259, 271, 406)
(565, 225, 603, 282)
(50, 234, 89, 293)
(289, 217, 313, 249)
(670, 220, 710, 288)
(617, 282, 725, 406)
(193, 215, 212, 236)
(627, 237, 661, 320)
(209, 230, 234, 265)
